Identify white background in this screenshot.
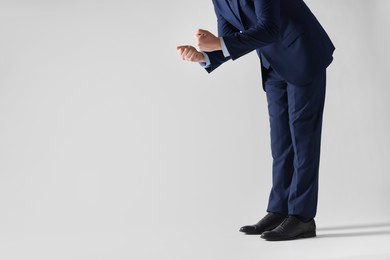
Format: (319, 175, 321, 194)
(0, 0, 389, 259)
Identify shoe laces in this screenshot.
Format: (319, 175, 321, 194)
(277, 217, 292, 231)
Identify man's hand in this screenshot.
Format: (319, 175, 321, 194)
(195, 29, 222, 52)
(176, 45, 206, 63)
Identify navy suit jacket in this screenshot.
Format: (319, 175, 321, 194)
(205, 0, 335, 85)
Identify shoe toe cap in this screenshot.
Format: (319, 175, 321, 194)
(239, 225, 256, 232)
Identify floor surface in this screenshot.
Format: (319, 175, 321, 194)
(1, 221, 389, 260)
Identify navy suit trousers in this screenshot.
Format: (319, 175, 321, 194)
(263, 67, 326, 219)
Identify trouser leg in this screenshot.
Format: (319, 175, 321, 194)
(286, 70, 327, 219)
(264, 69, 294, 215)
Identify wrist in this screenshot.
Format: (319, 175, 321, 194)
(215, 38, 222, 51)
(199, 52, 206, 63)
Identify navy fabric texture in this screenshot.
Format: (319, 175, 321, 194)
(263, 67, 326, 219)
(205, 0, 335, 85)
(204, 0, 335, 219)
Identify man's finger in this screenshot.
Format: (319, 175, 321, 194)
(183, 48, 191, 59)
(180, 48, 189, 60)
(177, 46, 188, 51)
(188, 49, 198, 61)
(196, 29, 208, 34)
(177, 46, 185, 56)
(177, 45, 193, 50)
(189, 51, 198, 61)
(184, 49, 194, 60)
(177, 47, 185, 57)
(195, 29, 208, 36)
(177, 45, 190, 51)
(177, 46, 192, 59)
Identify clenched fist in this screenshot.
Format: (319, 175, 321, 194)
(176, 45, 206, 63)
(194, 29, 222, 52)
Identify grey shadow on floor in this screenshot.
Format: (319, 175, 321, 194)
(317, 222, 390, 239)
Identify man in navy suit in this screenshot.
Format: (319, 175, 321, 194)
(177, 0, 335, 241)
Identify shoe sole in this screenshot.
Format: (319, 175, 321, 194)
(240, 231, 264, 235)
(240, 225, 281, 235)
(240, 222, 284, 235)
(262, 230, 316, 241)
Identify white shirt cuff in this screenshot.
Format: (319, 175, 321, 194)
(220, 37, 230, 58)
(199, 52, 211, 68)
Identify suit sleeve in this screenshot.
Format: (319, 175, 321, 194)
(223, 0, 281, 60)
(204, 0, 240, 73)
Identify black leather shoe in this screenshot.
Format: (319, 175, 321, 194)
(261, 216, 316, 241)
(239, 212, 287, 235)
